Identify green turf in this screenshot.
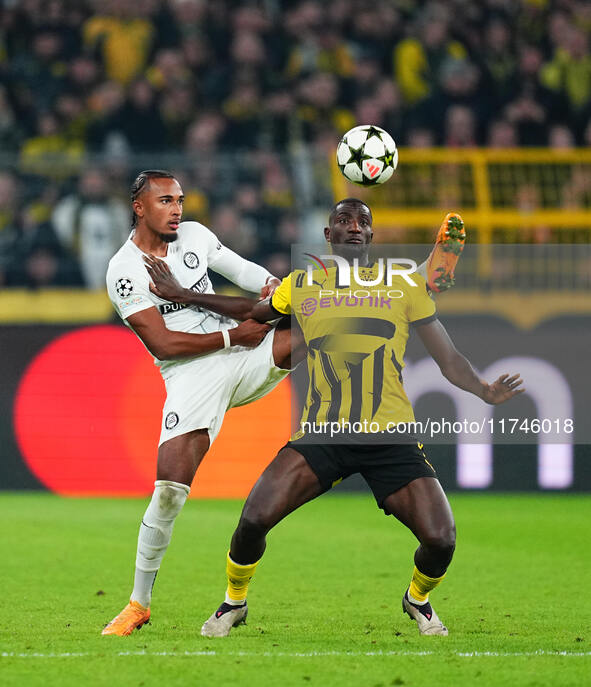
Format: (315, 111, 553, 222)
(1, 492, 589, 686)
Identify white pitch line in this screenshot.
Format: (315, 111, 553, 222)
(2, 650, 591, 659)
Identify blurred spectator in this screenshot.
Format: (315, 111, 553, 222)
(19, 111, 84, 178)
(504, 84, 548, 147)
(9, 27, 67, 114)
(4, 208, 83, 288)
(285, 24, 355, 80)
(414, 57, 485, 142)
(66, 56, 102, 100)
(296, 72, 354, 141)
(0, 86, 24, 153)
(548, 124, 575, 149)
(514, 183, 552, 244)
(160, 85, 197, 148)
(51, 168, 129, 289)
(147, 48, 193, 92)
(109, 79, 167, 152)
(0, 171, 20, 235)
(263, 252, 291, 279)
(222, 79, 263, 149)
(405, 127, 435, 147)
(480, 18, 517, 110)
(541, 24, 591, 134)
(487, 119, 518, 148)
(443, 106, 477, 147)
(394, 3, 467, 106)
(86, 80, 126, 151)
(209, 205, 258, 260)
(260, 153, 295, 212)
(259, 90, 296, 150)
(83, 0, 156, 86)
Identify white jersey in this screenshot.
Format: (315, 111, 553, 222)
(106, 220, 272, 375)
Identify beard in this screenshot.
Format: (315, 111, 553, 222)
(158, 231, 178, 243)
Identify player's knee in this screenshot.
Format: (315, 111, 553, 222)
(423, 525, 456, 561)
(237, 508, 274, 539)
(154, 480, 190, 521)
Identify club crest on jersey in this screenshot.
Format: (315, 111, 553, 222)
(165, 412, 179, 429)
(183, 251, 199, 269)
(116, 278, 134, 298)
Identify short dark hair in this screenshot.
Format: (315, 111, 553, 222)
(328, 197, 372, 225)
(130, 169, 176, 227)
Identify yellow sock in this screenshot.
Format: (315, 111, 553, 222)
(225, 552, 260, 603)
(408, 565, 445, 603)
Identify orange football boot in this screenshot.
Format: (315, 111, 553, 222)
(425, 213, 466, 292)
(101, 601, 151, 636)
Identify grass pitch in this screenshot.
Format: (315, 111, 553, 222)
(1, 492, 589, 686)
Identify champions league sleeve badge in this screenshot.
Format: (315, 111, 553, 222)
(116, 278, 134, 298)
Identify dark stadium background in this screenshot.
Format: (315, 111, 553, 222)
(1, 0, 590, 496)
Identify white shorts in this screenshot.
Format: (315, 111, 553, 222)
(158, 329, 290, 446)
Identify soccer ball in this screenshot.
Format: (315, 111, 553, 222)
(336, 125, 398, 186)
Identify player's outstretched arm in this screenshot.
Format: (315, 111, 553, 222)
(416, 319, 524, 404)
(144, 254, 257, 321)
(126, 307, 270, 361)
(144, 254, 280, 323)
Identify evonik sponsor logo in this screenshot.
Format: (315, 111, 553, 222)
(300, 290, 403, 316)
(304, 254, 418, 288)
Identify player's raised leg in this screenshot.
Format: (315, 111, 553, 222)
(102, 429, 210, 636)
(418, 213, 466, 293)
(201, 447, 322, 637)
(382, 476, 456, 636)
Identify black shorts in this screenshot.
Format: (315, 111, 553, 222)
(285, 439, 437, 511)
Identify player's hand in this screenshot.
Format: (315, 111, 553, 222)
(229, 319, 271, 347)
(259, 277, 281, 301)
(144, 254, 188, 302)
(482, 374, 525, 405)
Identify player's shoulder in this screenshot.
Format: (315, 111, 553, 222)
(106, 239, 147, 284)
(179, 220, 221, 251)
(107, 238, 136, 270)
(179, 220, 216, 240)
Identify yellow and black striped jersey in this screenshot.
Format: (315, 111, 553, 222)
(271, 263, 436, 438)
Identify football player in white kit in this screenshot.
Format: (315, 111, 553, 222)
(102, 170, 298, 636)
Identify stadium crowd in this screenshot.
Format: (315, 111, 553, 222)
(0, 0, 590, 288)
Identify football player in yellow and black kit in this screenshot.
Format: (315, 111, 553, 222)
(145, 198, 523, 638)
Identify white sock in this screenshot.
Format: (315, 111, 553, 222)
(131, 480, 189, 607)
(224, 592, 246, 607)
(407, 590, 428, 606)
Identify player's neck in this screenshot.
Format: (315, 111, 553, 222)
(131, 225, 170, 257)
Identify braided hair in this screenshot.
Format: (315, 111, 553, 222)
(130, 170, 176, 227)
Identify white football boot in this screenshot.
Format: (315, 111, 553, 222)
(402, 590, 448, 636)
(201, 602, 248, 637)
